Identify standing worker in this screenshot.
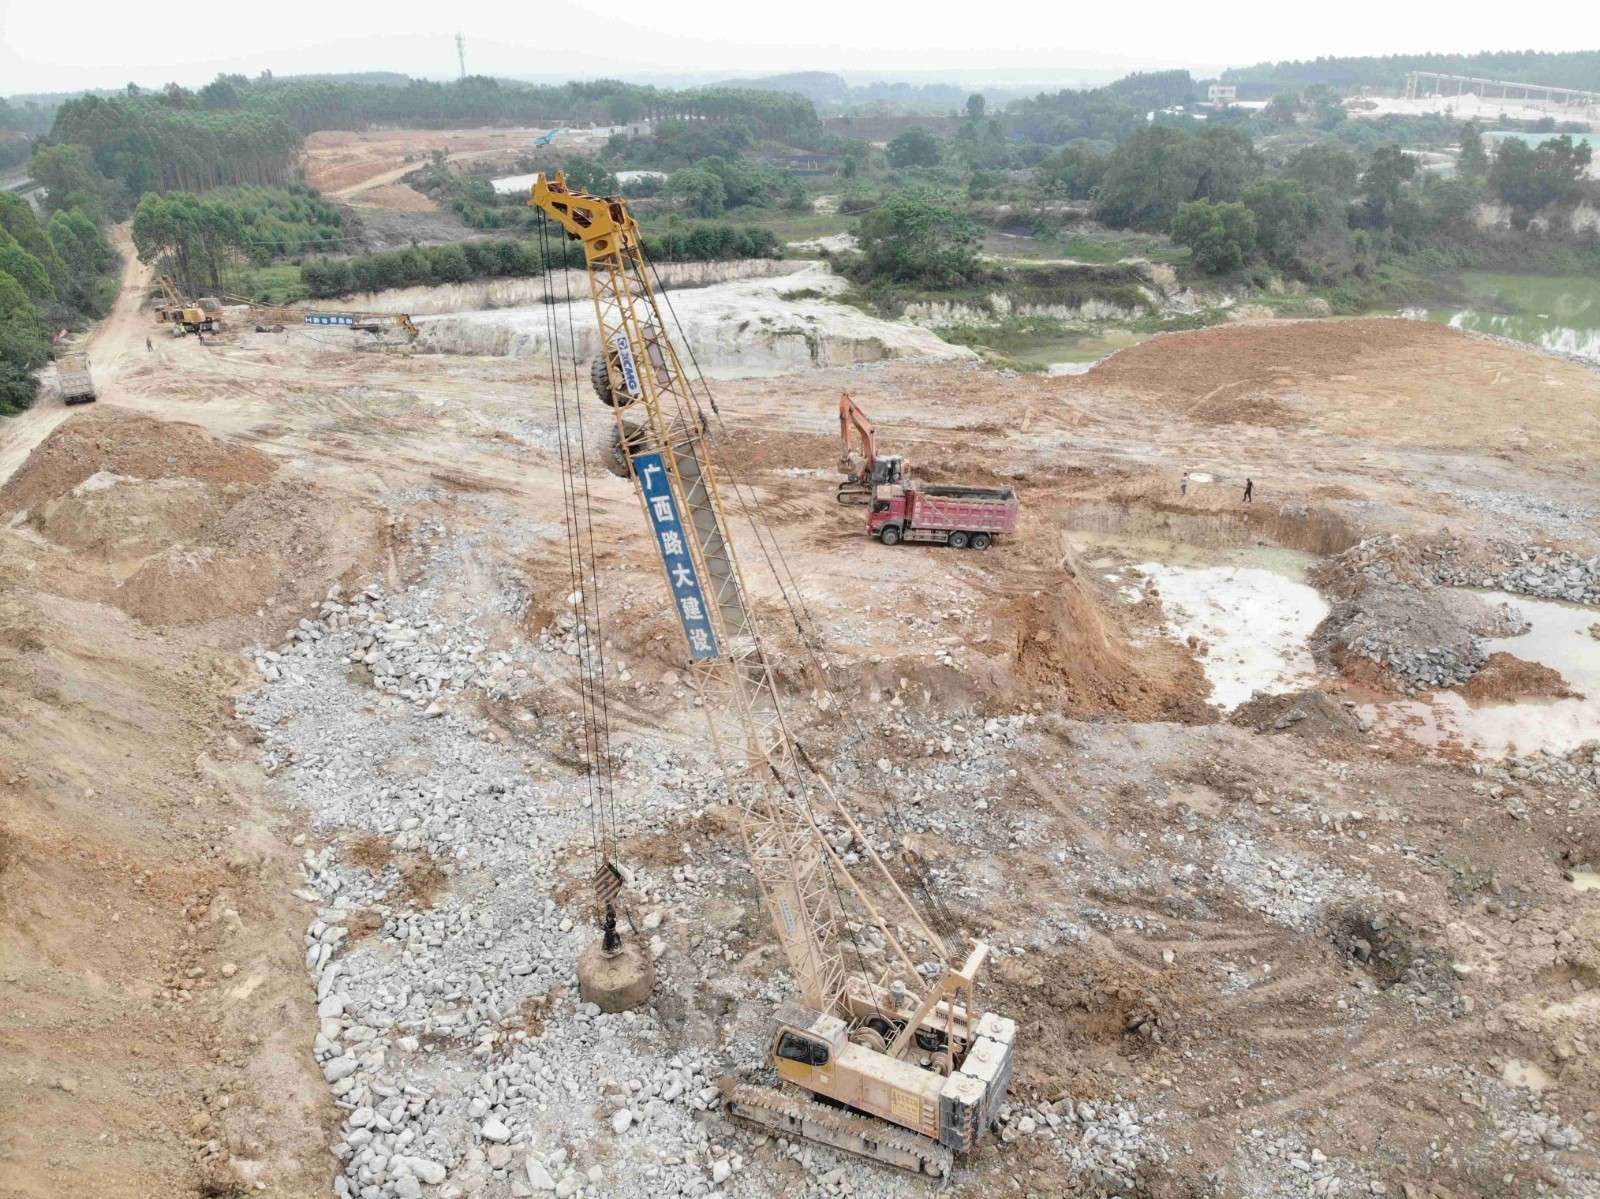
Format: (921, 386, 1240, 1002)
(146, 337, 152, 352)
(1180, 472, 1189, 498)
(1243, 478, 1255, 504)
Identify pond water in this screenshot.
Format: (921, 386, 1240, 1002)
(1068, 536, 1329, 710)
(1402, 272, 1600, 363)
(984, 328, 1151, 375)
(1134, 561, 1329, 710)
(1101, 545, 1600, 750)
(1366, 591, 1600, 758)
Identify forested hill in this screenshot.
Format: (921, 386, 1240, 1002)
(1224, 50, 1600, 94)
(39, 74, 822, 200)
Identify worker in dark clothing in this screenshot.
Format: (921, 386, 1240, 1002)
(146, 337, 152, 352)
(1243, 478, 1255, 504)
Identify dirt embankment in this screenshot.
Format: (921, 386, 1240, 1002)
(3, 410, 376, 627)
(0, 411, 385, 1198)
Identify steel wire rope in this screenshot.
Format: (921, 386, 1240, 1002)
(536, 217, 607, 864)
(636, 259, 958, 942)
(593, 242, 889, 1023)
(639, 256, 963, 949)
(554, 237, 624, 861)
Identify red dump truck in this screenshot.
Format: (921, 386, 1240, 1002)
(868, 480, 1020, 549)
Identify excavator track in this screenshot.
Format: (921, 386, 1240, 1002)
(724, 1083, 953, 1178)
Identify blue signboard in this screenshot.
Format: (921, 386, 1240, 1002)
(633, 452, 719, 659)
(305, 314, 356, 326)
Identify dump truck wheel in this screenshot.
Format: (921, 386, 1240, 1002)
(970, 532, 991, 550)
(879, 526, 902, 546)
(947, 531, 969, 549)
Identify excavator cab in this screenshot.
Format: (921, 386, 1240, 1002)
(871, 454, 905, 488)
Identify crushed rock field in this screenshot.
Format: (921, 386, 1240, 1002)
(4, 239, 1600, 1199)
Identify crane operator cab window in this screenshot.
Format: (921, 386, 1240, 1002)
(776, 1031, 831, 1068)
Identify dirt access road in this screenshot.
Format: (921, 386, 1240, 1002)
(3, 248, 1600, 1199)
(305, 127, 568, 210)
(0, 225, 154, 488)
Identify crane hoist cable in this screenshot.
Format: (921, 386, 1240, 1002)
(558, 224, 627, 861)
(537, 215, 625, 901)
(638, 255, 963, 946)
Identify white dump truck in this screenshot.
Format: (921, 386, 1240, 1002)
(57, 353, 97, 405)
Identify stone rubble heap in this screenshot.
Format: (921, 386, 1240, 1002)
(251, 582, 532, 711)
(998, 1096, 1167, 1194)
(1205, 833, 1369, 930)
(1337, 534, 1600, 607)
(237, 552, 1174, 1199)
(1238, 1129, 1390, 1197)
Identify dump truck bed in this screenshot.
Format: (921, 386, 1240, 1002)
(906, 485, 1019, 534)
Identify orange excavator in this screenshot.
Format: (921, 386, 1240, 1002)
(836, 393, 905, 505)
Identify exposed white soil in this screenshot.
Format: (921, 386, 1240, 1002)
(415, 263, 975, 376)
(357, 260, 802, 318)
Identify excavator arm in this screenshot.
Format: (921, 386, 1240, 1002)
(836, 393, 904, 505)
(839, 392, 876, 476)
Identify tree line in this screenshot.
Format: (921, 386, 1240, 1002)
(0, 190, 120, 414)
(46, 92, 301, 195)
(1114, 125, 1594, 287)
(208, 73, 822, 144)
(132, 184, 347, 294)
(298, 224, 782, 298)
(1223, 50, 1600, 94)
(1007, 71, 1197, 145)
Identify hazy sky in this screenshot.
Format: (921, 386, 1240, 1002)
(3, 0, 1594, 96)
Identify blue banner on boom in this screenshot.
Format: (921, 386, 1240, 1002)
(633, 452, 719, 659)
(305, 314, 356, 326)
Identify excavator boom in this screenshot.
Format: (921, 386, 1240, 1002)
(836, 393, 905, 505)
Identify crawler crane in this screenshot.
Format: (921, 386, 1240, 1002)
(530, 174, 1015, 1177)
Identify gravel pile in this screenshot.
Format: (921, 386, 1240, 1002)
(1206, 833, 1369, 930)
(1003, 1096, 1167, 1193)
(1313, 585, 1492, 691)
(1406, 478, 1600, 542)
(1333, 534, 1600, 607)
(1237, 1129, 1390, 1197)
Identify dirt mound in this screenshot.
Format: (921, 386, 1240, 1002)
(111, 479, 370, 626)
(1076, 318, 1460, 411)
(1231, 688, 1366, 740)
(1459, 652, 1581, 705)
(1013, 572, 1213, 722)
(1, 409, 275, 514)
(33, 473, 232, 560)
(356, 183, 438, 212)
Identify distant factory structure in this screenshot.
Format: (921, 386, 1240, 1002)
(1405, 71, 1600, 114)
